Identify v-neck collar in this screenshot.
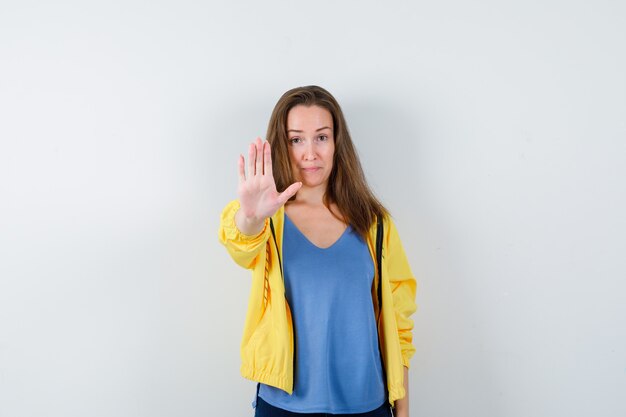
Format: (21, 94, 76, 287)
(284, 213, 350, 250)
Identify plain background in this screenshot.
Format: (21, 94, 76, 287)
(1, 1, 625, 416)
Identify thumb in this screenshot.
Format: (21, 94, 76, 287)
(278, 182, 302, 205)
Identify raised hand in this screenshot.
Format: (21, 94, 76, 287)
(235, 137, 302, 235)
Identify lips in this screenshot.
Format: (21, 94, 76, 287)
(302, 167, 321, 172)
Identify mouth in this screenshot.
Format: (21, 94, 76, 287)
(302, 167, 321, 172)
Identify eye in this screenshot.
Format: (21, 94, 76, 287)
(317, 135, 328, 142)
(289, 137, 302, 145)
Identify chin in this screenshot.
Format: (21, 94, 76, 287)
(302, 178, 330, 188)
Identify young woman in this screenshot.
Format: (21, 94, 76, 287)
(219, 86, 417, 417)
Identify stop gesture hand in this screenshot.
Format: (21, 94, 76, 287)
(235, 138, 302, 234)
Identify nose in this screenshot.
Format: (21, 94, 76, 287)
(303, 140, 316, 160)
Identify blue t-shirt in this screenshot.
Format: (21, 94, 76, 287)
(258, 213, 386, 413)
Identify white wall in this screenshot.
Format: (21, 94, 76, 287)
(1, 1, 625, 416)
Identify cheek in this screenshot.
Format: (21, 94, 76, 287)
(287, 148, 298, 166)
(325, 144, 335, 164)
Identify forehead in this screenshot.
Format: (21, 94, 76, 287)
(286, 105, 333, 131)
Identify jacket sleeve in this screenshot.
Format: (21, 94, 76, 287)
(218, 199, 270, 270)
(386, 216, 418, 368)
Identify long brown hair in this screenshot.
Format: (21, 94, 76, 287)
(266, 85, 388, 239)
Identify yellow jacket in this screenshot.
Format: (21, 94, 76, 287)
(218, 199, 417, 406)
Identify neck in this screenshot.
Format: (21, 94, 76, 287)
(293, 183, 328, 206)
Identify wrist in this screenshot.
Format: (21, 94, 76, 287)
(234, 208, 265, 236)
(393, 408, 409, 417)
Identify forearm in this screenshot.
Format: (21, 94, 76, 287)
(394, 366, 409, 417)
(219, 200, 269, 269)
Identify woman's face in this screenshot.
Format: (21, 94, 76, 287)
(286, 105, 335, 190)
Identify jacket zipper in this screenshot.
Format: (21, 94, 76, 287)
(269, 218, 296, 392)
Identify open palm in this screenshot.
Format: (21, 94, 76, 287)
(237, 137, 301, 221)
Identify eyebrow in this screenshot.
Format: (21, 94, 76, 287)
(287, 126, 332, 133)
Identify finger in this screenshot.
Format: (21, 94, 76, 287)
(255, 137, 263, 177)
(263, 141, 272, 176)
(238, 154, 246, 184)
(247, 142, 255, 176)
(278, 181, 302, 205)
